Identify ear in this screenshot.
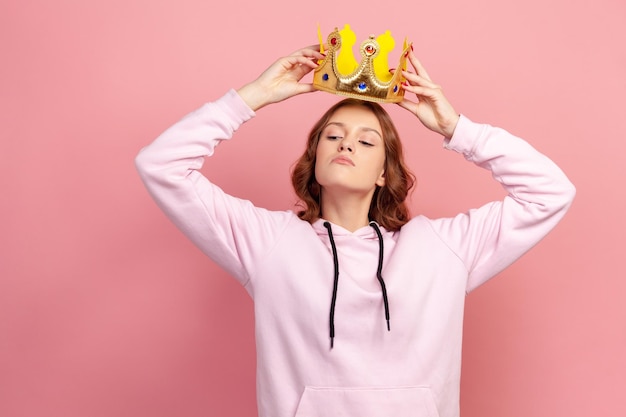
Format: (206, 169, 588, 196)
(375, 169, 386, 187)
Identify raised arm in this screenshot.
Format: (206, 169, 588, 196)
(398, 50, 575, 291)
(434, 116, 576, 291)
(134, 46, 324, 284)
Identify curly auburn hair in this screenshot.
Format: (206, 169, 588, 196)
(291, 98, 416, 231)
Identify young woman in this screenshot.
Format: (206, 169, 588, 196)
(135, 45, 575, 417)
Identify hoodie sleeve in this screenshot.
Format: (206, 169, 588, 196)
(134, 89, 295, 286)
(432, 115, 576, 293)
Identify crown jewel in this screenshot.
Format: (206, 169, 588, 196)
(313, 24, 412, 103)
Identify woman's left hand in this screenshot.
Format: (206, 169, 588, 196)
(397, 50, 460, 138)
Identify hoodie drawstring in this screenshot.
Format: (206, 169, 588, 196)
(323, 221, 340, 349)
(323, 221, 391, 349)
(369, 221, 391, 332)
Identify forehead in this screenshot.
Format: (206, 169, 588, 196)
(326, 105, 382, 132)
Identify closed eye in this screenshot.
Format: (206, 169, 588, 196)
(359, 140, 374, 147)
(327, 136, 342, 140)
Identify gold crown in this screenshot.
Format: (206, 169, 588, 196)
(313, 24, 412, 103)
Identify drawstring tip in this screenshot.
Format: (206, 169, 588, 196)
(330, 337, 334, 349)
(387, 320, 390, 331)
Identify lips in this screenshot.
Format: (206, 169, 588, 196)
(332, 156, 355, 166)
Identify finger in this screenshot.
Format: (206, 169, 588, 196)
(396, 98, 418, 114)
(402, 70, 439, 90)
(294, 82, 318, 96)
(402, 83, 440, 100)
(292, 44, 325, 58)
(407, 51, 432, 82)
(301, 47, 326, 61)
(282, 55, 320, 71)
(293, 55, 320, 69)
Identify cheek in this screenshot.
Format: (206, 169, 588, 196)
(313, 152, 324, 181)
(314, 143, 330, 174)
(372, 151, 386, 174)
(316, 139, 332, 156)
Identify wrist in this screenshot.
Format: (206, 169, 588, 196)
(442, 114, 460, 139)
(236, 82, 270, 112)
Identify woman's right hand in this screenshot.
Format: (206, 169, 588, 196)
(236, 45, 324, 111)
(397, 50, 460, 139)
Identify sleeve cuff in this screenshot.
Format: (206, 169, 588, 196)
(213, 89, 256, 127)
(442, 114, 485, 159)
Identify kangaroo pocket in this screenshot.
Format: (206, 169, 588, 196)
(293, 386, 440, 417)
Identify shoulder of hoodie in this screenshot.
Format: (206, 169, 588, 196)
(397, 214, 470, 265)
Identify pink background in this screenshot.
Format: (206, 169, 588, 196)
(1, 0, 624, 416)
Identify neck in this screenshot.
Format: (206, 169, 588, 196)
(320, 189, 375, 232)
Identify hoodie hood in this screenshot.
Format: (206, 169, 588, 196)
(311, 218, 390, 239)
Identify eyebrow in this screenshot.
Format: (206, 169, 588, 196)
(324, 122, 383, 139)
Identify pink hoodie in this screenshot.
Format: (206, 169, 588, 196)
(135, 89, 575, 417)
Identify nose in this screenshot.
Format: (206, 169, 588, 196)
(338, 137, 354, 153)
